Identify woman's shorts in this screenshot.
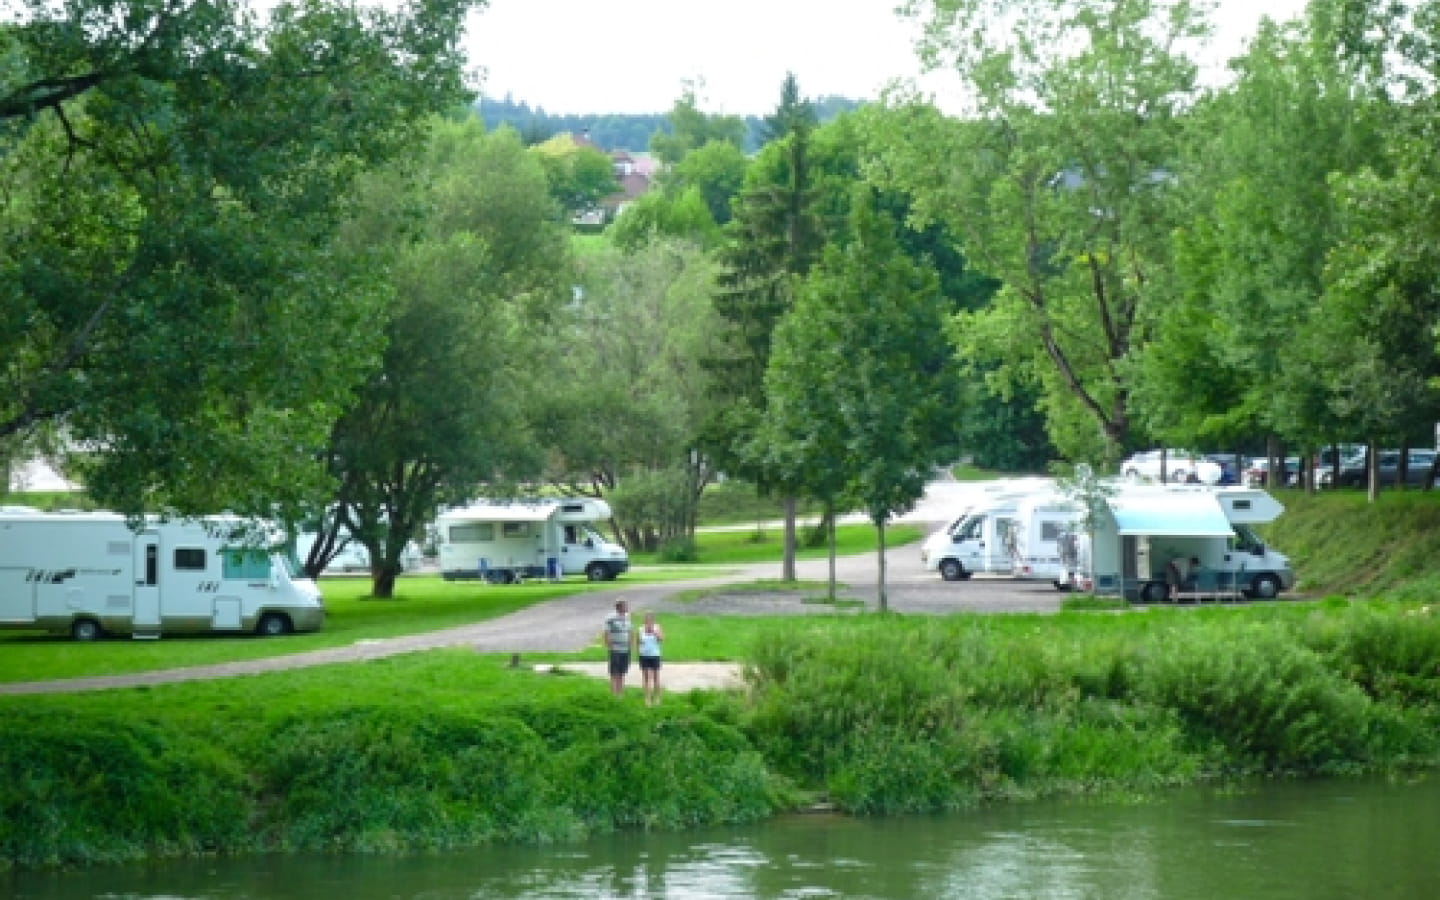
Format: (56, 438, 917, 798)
(608, 651, 631, 676)
(639, 655, 661, 671)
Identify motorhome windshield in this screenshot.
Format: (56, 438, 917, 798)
(1232, 525, 1265, 554)
(276, 548, 304, 579)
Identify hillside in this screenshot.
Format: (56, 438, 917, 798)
(1262, 489, 1440, 601)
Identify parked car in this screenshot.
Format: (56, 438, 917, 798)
(1120, 449, 1222, 484)
(1321, 449, 1439, 488)
(1202, 453, 1247, 486)
(1244, 456, 1300, 488)
(1312, 444, 1366, 487)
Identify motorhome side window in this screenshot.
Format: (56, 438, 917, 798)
(222, 548, 271, 580)
(501, 522, 529, 538)
(449, 523, 494, 543)
(959, 517, 984, 540)
(174, 548, 206, 570)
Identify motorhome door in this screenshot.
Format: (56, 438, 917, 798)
(133, 531, 160, 629)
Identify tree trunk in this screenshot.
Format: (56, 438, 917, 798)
(876, 520, 888, 612)
(371, 567, 398, 598)
(782, 495, 797, 582)
(827, 503, 837, 601)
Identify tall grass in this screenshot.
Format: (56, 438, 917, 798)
(744, 603, 1440, 814)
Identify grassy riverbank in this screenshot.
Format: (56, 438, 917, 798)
(5, 599, 1440, 870)
(6, 490, 1440, 870)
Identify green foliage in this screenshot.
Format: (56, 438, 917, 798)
(1130, 625, 1377, 772)
(0, 660, 788, 868)
(0, 712, 250, 867)
(319, 117, 574, 594)
(0, 0, 481, 517)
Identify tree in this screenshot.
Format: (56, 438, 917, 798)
(530, 131, 621, 217)
(707, 74, 825, 580)
(649, 80, 747, 165)
(764, 189, 961, 609)
(1147, 2, 1390, 473)
(314, 119, 572, 597)
(878, 0, 1208, 464)
(0, 0, 480, 516)
(533, 237, 726, 551)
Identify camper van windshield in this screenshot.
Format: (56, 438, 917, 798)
(1232, 525, 1264, 554)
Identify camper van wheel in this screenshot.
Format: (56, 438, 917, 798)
(938, 559, 968, 582)
(1249, 573, 1281, 600)
(255, 613, 292, 637)
(585, 562, 609, 582)
(1140, 581, 1170, 603)
(70, 618, 103, 641)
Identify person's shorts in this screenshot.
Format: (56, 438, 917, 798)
(639, 655, 661, 671)
(608, 651, 631, 676)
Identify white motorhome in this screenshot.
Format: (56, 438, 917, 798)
(1061, 485, 1295, 602)
(920, 496, 1026, 581)
(0, 508, 325, 640)
(294, 529, 424, 575)
(1008, 494, 1082, 588)
(437, 498, 629, 582)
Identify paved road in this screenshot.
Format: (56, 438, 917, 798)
(1, 477, 1069, 695)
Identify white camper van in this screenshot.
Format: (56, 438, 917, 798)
(294, 529, 424, 575)
(0, 508, 325, 640)
(1062, 485, 1295, 602)
(1008, 494, 1082, 588)
(437, 498, 629, 582)
(920, 498, 1024, 581)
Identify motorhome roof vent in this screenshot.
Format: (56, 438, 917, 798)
(561, 503, 585, 513)
(1231, 499, 1252, 510)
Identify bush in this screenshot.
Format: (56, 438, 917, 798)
(1129, 624, 1377, 772)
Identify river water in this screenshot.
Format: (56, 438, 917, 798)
(9, 774, 1438, 899)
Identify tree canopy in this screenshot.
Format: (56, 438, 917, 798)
(1, 0, 482, 516)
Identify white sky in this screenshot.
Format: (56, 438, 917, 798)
(465, 0, 1313, 116)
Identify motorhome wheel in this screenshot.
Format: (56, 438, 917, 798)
(1250, 573, 1281, 600)
(255, 613, 292, 636)
(585, 562, 608, 581)
(938, 559, 967, 581)
(70, 618, 103, 641)
(1140, 581, 1169, 603)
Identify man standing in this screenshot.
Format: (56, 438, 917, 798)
(602, 599, 636, 697)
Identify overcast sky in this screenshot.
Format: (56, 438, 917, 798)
(465, 0, 1313, 116)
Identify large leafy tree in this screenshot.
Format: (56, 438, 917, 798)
(880, 0, 1208, 464)
(0, 0, 480, 516)
(764, 189, 961, 609)
(1320, 0, 1440, 495)
(312, 119, 570, 597)
(1142, 1, 1390, 475)
(533, 237, 725, 551)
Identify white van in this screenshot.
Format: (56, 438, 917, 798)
(437, 498, 629, 582)
(0, 508, 324, 639)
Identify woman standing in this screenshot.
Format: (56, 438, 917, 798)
(638, 611, 664, 707)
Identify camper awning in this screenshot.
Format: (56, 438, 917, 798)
(1110, 492, 1235, 537)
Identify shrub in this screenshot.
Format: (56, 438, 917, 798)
(1129, 625, 1376, 773)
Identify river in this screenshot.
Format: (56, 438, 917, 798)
(8, 773, 1438, 899)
